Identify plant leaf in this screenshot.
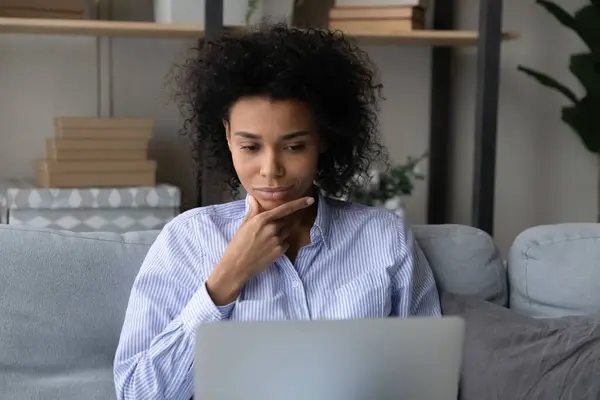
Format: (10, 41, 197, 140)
(570, 53, 600, 95)
(536, 0, 596, 50)
(573, 5, 600, 52)
(562, 99, 600, 153)
(517, 65, 580, 104)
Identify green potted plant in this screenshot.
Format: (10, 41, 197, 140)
(518, 0, 600, 154)
(352, 152, 428, 216)
(517, 0, 600, 218)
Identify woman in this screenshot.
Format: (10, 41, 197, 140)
(114, 23, 441, 399)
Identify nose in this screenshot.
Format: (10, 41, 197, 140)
(259, 150, 284, 178)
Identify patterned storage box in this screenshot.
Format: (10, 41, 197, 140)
(0, 179, 180, 233)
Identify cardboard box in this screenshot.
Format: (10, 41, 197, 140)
(35, 160, 157, 188)
(54, 117, 155, 131)
(36, 160, 157, 173)
(53, 117, 155, 140)
(47, 138, 149, 152)
(45, 148, 148, 161)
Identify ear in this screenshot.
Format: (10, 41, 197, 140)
(223, 120, 232, 150)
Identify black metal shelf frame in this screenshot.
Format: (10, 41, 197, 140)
(201, 0, 503, 236)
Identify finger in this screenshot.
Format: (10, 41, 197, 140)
(277, 242, 290, 256)
(264, 220, 285, 237)
(278, 217, 299, 240)
(244, 195, 262, 221)
(263, 197, 315, 221)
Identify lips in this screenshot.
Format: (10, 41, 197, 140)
(253, 185, 294, 201)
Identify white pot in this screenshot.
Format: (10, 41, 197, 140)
(374, 196, 405, 218)
(154, 0, 296, 26)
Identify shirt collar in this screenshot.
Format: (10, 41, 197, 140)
(243, 188, 331, 249)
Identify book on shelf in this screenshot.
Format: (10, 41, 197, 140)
(0, 0, 91, 19)
(0, 0, 86, 11)
(329, 18, 425, 34)
(329, 4, 426, 34)
(0, 7, 84, 19)
(329, 5, 425, 20)
(334, 0, 429, 6)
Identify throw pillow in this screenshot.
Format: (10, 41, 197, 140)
(441, 292, 600, 400)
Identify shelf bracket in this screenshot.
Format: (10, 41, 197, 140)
(472, 0, 503, 235)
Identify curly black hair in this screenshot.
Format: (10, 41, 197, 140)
(171, 22, 388, 198)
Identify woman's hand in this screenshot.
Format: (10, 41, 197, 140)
(206, 195, 314, 305)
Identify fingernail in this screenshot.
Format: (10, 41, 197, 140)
(306, 197, 315, 205)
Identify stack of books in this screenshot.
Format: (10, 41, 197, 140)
(0, 0, 89, 19)
(35, 117, 157, 188)
(328, 3, 426, 35)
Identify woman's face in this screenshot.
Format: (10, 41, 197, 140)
(225, 96, 322, 211)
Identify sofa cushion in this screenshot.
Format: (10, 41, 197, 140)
(509, 223, 600, 318)
(0, 225, 159, 399)
(441, 292, 600, 400)
(413, 224, 507, 306)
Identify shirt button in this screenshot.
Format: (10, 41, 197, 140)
(292, 281, 300, 288)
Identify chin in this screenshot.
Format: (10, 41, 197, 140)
(255, 198, 287, 211)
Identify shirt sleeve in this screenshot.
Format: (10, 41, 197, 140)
(390, 218, 442, 317)
(113, 215, 232, 400)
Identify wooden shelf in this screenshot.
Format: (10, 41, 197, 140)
(0, 17, 519, 46)
(351, 30, 519, 47)
(0, 17, 206, 39)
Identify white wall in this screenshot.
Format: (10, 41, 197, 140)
(0, 0, 596, 255)
(449, 0, 597, 254)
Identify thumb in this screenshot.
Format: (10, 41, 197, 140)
(244, 195, 262, 221)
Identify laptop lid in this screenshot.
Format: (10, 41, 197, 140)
(194, 316, 464, 400)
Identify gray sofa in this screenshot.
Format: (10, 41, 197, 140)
(1, 223, 599, 399)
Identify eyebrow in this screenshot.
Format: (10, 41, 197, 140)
(233, 131, 310, 141)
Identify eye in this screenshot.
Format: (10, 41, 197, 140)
(285, 144, 306, 152)
(240, 144, 259, 152)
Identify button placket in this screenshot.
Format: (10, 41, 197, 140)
(277, 257, 310, 320)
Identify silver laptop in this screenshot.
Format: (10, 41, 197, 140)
(194, 317, 464, 400)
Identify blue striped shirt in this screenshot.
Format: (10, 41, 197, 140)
(113, 192, 441, 399)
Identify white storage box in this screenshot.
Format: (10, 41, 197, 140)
(0, 179, 180, 233)
(153, 0, 295, 26)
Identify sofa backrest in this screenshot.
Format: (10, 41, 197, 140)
(0, 225, 158, 398)
(0, 223, 507, 396)
(413, 224, 507, 306)
(508, 223, 600, 318)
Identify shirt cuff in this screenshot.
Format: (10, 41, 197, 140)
(180, 282, 235, 334)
